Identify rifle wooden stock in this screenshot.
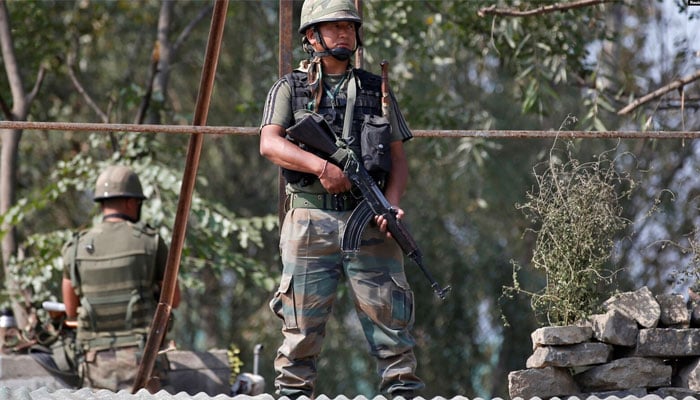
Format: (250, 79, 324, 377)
(286, 115, 451, 300)
(380, 60, 390, 118)
(287, 114, 338, 156)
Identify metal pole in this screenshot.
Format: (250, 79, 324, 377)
(354, 0, 363, 69)
(0, 121, 698, 139)
(131, 0, 229, 392)
(0, 121, 256, 135)
(408, 129, 700, 139)
(277, 0, 294, 227)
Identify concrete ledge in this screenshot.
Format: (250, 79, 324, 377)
(167, 349, 231, 395)
(0, 349, 231, 395)
(0, 354, 69, 390)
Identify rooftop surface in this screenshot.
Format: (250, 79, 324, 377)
(0, 389, 476, 400)
(1, 388, 699, 400)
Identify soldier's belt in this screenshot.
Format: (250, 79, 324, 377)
(288, 192, 358, 211)
(80, 333, 145, 352)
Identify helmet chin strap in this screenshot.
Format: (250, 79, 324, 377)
(313, 47, 353, 61)
(312, 28, 357, 61)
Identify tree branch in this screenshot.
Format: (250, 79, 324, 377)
(134, 41, 160, 125)
(0, 0, 25, 118)
(66, 52, 110, 123)
(25, 65, 46, 105)
(172, 4, 212, 53)
(477, 0, 620, 18)
(135, 2, 211, 125)
(617, 69, 700, 115)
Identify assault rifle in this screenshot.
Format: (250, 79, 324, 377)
(287, 114, 451, 300)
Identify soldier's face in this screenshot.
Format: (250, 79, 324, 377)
(309, 21, 356, 51)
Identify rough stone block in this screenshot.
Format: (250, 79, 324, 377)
(652, 386, 700, 398)
(567, 387, 648, 399)
(675, 357, 700, 391)
(526, 342, 612, 368)
(635, 328, 700, 357)
(656, 293, 690, 327)
(508, 366, 579, 399)
(589, 309, 638, 346)
(530, 325, 593, 349)
(690, 298, 700, 327)
(573, 357, 671, 392)
(602, 286, 660, 328)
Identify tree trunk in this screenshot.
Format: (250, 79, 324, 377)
(150, 0, 173, 125)
(0, 0, 31, 328)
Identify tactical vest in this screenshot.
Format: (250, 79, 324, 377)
(283, 68, 384, 186)
(68, 221, 159, 349)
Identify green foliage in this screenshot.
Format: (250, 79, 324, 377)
(1, 131, 276, 314)
(3, 231, 70, 307)
(506, 129, 635, 326)
(228, 344, 244, 378)
(2, 1, 699, 398)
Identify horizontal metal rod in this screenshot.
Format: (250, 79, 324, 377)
(412, 129, 700, 139)
(1, 121, 698, 139)
(0, 121, 257, 136)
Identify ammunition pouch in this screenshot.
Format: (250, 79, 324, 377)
(361, 114, 391, 174)
(28, 329, 82, 388)
(51, 330, 78, 374)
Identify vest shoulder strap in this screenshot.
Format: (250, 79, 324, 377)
(67, 230, 89, 297)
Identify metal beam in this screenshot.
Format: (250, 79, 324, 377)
(277, 0, 294, 227)
(1, 121, 698, 139)
(0, 121, 256, 136)
(131, 0, 229, 393)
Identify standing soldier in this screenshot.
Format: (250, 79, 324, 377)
(61, 165, 181, 392)
(259, 0, 424, 398)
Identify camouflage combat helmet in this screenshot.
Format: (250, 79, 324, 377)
(299, 0, 362, 34)
(93, 165, 146, 202)
(299, 0, 363, 61)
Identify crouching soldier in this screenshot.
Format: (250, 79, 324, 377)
(61, 165, 181, 392)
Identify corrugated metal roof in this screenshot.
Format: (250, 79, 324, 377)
(0, 387, 261, 400)
(0, 388, 494, 400)
(0, 389, 693, 400)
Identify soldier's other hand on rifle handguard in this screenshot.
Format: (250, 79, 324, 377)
(374, 206, 404, 238)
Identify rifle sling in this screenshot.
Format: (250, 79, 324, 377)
(342, 72, 356, 141)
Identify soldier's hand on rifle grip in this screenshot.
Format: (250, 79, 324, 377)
(318, 159, 351, 194)
(375, 206, 404, 238)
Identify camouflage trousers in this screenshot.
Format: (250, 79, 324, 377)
(270, 208, 424, 398)
(78, 345, 169, 392)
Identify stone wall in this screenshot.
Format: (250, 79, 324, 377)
(508, 286, 700, 399)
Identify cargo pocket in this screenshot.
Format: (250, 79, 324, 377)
(269, 274, 298, 330)
(389, 273, 414, 329)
